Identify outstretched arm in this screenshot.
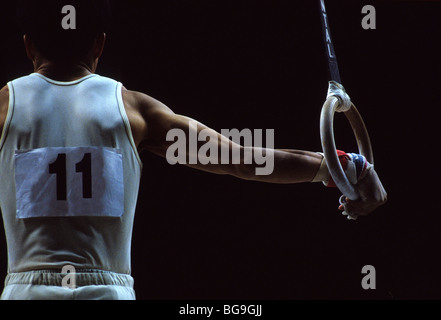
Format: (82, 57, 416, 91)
(122, 88, 386, 216)
(123, 88, 323, 184)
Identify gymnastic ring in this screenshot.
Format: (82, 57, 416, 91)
(320, 93, 374, 201)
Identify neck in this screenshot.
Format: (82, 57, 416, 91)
(33, 59, 96, 82)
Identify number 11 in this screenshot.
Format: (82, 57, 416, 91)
(49, 153, 92, 200)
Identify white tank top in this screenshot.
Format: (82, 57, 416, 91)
(0, 73, 142, 274)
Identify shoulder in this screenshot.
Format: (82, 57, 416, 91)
(0, 85, 9, 98)
(121, 87, 178, 132)
(0, 85, 10, 136)
(0, 85, 9, 111)
(121, 87, 174, 117)
(120, 87, 176, 150)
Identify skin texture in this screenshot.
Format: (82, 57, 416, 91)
(0, 32, 387, 217)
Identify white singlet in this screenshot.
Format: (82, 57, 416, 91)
(0, 73, 142, 299)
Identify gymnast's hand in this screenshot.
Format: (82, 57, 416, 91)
(315, 150, 387, 220)
(338, 166, 387, 219)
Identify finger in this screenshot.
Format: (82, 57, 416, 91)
(339, 195, 348, 205)
(341, 208, 358, 220)
(347, 213, 358, 220)
(339, 197, 358, 220)
(342, 199, 372, 217)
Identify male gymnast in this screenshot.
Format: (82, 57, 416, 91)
(0, 0, 386, 299)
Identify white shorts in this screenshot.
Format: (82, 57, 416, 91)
(1, 269, 136, 300)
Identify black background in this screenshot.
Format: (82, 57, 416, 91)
(0, 0, 440, 300)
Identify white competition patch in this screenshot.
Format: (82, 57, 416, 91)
(15, 147, 124, 218)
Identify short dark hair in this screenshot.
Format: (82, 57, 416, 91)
(17, 0, 112, 62)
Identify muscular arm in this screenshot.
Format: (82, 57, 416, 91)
(122, 88, 323, 184)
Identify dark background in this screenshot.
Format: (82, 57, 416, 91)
(1, 0, 440, 300)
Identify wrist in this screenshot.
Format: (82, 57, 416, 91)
(312, 150, 373, 187)
(311, 152, 328, 183)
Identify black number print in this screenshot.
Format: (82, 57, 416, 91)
(48, 153, 67, 200)
(49, 153, 92, 200)
(76, 153, 92, 199)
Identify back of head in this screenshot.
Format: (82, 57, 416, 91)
(17, 0, 112, 63)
